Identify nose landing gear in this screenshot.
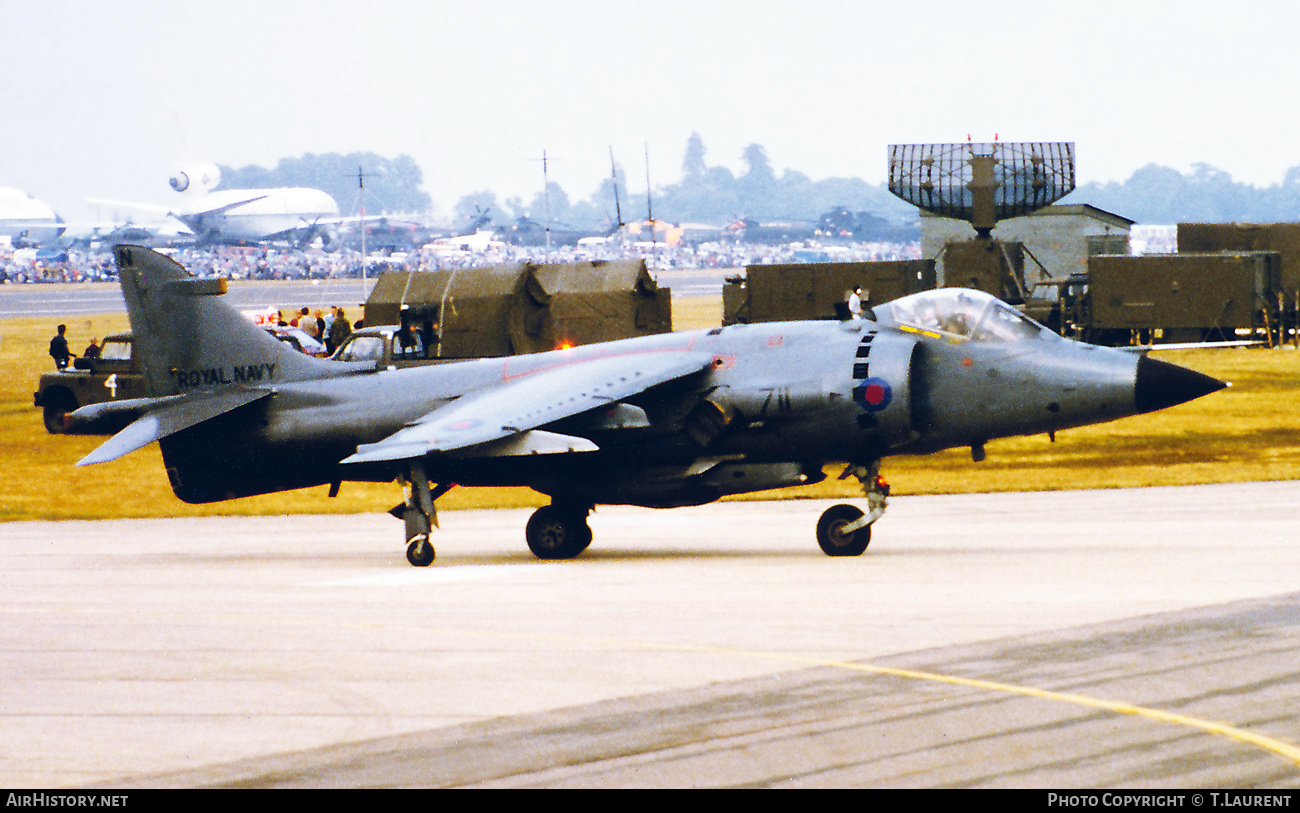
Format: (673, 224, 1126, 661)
(817, 461, 888, 557)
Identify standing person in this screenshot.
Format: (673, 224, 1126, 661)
(296, 307, 318, 339)
(326, 307, 352, 355)
(847, 286, 863, 320)
(49, 324, 74, 369)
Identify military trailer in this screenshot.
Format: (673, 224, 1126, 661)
(364, 259, 672, 359)
(34, 333, 147, 433)
(1177, 222, 1300, 337)
(1178, 222, 1300, 293)
(1056, 252, 1282, 345)
(722, 260, 936, 325)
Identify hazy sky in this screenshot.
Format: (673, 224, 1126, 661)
(5, 0, 1297, 222)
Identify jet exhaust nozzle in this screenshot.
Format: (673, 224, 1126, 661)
(1134, 356, 1226, 414)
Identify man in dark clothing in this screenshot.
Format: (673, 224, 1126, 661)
(326, 308, 352, 355)
(49, 324, 74, 370)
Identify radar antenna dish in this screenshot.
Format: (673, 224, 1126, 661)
(888, 142, 1075, 238)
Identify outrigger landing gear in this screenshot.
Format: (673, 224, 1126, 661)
(816, 462, 889, 557)
(394, 461, 453, 567)
(525, 501, 593, 560)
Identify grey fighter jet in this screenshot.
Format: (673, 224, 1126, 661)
(73, 247, 1225, 565)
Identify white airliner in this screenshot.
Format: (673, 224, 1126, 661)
(92, 163, 342, 246)
(0, 187, 64, 245)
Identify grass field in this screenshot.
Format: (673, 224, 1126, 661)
(3, 293, 1297, 522)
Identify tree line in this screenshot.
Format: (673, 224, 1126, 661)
(452, 133, 919, 238)
(217, 152, 433, 218)
(1066, 162, 1300, 224)
(218, 141, 1300, 238)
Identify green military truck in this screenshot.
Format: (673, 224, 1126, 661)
(329, 324, 460, 370)
(34, 333, 147, 433)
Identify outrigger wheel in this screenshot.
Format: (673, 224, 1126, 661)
(526, 503, 593, 560)
(397, 460, 448, 567)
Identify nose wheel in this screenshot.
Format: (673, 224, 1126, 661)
(817, 462, 888, 557)
(817, 504, 871, 556)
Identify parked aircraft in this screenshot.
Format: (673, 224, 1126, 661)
(418, 205, 498, 254)
(425, 228, 500, 255)
(0, 187, 64, 246)
(91, 163, 341, 246)
(61, 215, 193, 249)
(71, 247, 1224, 565)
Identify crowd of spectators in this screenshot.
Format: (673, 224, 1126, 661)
(0, 238, 925, 284)
(0, 250, 119, 284)
(415, 239, 923, 272)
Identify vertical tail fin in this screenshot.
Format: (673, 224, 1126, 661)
(114, 246, 359, 397)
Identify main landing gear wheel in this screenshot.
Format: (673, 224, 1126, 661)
(406, 534, 435, 567)
(526, 505, 592, 560)
(817, 504, 871, 557)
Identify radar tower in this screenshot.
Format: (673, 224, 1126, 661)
(888, 141, 1076, 302)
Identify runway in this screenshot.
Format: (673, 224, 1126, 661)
(0, 269, 729, 318)
(4, 482, 1300, 788)
(0, 279, 377, 317)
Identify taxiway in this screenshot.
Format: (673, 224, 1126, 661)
(3, 482, 1300, 787)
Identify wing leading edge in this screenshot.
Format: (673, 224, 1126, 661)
(343, 350, 717, 465)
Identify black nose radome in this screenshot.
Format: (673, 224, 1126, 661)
(1135, 356, 1226, 414)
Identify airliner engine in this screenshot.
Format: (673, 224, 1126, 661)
(169, 164, 221, 194)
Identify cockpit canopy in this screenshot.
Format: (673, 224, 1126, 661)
(877, 288, 1057, 343)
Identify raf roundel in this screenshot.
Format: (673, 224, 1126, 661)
(853, 378, 893, 412)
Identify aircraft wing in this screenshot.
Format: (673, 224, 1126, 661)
(324, 212, 427, 226)
(78, 389, 272, 466)
(87, 194, 270, 219)
(86, 197, 171, 215)
(185, 194, 271, 217)
(342, 350, 716, 465)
